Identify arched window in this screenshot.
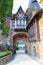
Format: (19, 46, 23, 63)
(21, 20, 24, 25)
(17, 20, 20, 25)
(17, 20, 24, 25)
(14, 19, 26, 26)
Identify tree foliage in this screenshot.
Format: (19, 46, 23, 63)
(0, 0, 13, 35)
(1, 25, 10, 35)
(0, 0, 13, 17)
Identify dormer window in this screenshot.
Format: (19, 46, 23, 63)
(11, 6, 27, 30)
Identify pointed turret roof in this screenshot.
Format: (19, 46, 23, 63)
(17, 6, 24, 13)
(10, 6, 27, 20)
(32, 0, 37, 2)
(28, 0, 41, 9)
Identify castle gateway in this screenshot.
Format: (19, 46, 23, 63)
(1, 0, 43, 62)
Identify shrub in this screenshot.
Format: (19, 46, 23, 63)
(16, 45, 19, 50)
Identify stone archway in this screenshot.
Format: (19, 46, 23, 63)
(13, 32, 29, 54)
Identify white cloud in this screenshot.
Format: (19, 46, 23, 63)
(12, 0, 29, 14)
(37, 0, 43, 8)
(12, 0, 43, 14)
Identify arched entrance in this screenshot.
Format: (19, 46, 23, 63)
(13, 32, 29, 54)
(16, 39, 26, 49)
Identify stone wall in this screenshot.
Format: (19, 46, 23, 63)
(0, 54, 13, 65)
(28, 12, 43, 63)
(25, 42, 31, 55)
(27, 19, 39, 58)
(26, 41, 39, 59)
(38, 15, 43, 62)
(30, 42, 39, 58)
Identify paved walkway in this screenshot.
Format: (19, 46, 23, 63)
(6, 50, 40, 65)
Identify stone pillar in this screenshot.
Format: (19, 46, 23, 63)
(38, 15, 43, 62)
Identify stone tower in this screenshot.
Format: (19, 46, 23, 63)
(32, 0, 37, 8)
(28, 0, 41, 9)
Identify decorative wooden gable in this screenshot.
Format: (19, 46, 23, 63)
(13, 6, 27, 20)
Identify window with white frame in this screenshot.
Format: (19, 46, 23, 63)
(21, 20, 24, 25)
(17, 20, 21, 25)
(12, 19, 26, 29)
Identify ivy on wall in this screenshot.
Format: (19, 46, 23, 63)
(0, 0, 13, 35)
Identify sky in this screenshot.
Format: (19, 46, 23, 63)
(12, 0, 43, 14)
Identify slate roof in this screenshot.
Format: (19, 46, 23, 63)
(10, 6, 28, 20)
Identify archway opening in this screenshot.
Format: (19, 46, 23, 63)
(13, 33, 29, 54)
(16, 39, 26, 54)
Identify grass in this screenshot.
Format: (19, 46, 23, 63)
(0, 50, 11, 57)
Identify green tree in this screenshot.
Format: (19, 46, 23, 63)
(1, 25, 10, 35)
(0, 0, 13, 34)
(0, 0, 13, 17)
